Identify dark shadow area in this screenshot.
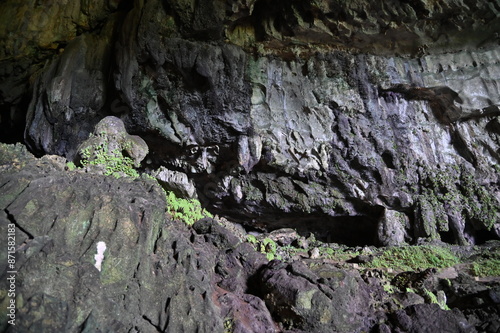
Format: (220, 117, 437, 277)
(264, 214, 380, 247)
(0, 99, 28, 144)
(116, 0, 134, 12)
(304, 216, 378, 246)
(381, 150, 396, 169)
(439, 229, 456, 244)
(471, 228, 500, 245)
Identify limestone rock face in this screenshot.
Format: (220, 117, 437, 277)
(1, 0, 500, 245)
(226, 0, 500, 56)
(1, 143, 497, 332)
(0, 0, 123, 143)
(0, 143, 274, 333)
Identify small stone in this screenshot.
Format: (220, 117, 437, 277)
(152, 166, 197, 198)
(269, 228, 299, 246)
(436, 290, 447, 308)
(309, 247, 320, 259)
(295, 237, 309, 249)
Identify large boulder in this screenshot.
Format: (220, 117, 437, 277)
(255, 260, 377, 332)
(386, 304, 477, 333)
(0, 143, 274, 332)
(77, 116, 149, 169)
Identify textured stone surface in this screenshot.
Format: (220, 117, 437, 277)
(77, 116, 149, 168)
(0, 143, 274, 333)
(1, 0, 500, 246)
(256, 260, 376, 332)
(24, 26, 117, 159)
(1, 1, 500, 331)
(1, 143, 499, 332)
(227, 0, 500, 56)
(0, 0, 125, 143)
(152, 166, 197, 198)
(388, 304, 476, 333)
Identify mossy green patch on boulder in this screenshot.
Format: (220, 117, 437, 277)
(76, 116, 148, 178)
(470, 247, 500, 277)
(366, 246, 459, 271)
(165, 190, 212, 225)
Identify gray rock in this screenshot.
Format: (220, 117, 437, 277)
(257, 260, 376, 332)
(152, 166, 197, 198)
(1, 144, 497, 333)
(6, 0, 499, 246)
(0, 144, 272, 333)
(267, 228, 300, 246)
(308, 247, 320, 259)
(2, 1, 500, 331)
(77, 116, 148, 170)
(389, 304, 477, 333)
(25, 28, 117, 159)
(378, 209, 409, 246)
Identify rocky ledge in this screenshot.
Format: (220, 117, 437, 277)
(1, 143, 499, 332)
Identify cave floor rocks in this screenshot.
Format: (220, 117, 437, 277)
(0, 143, 499, 333)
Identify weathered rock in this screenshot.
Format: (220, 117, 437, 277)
(215, 289, 278, 333)
(1, 1, 500, 331)
(256, 260, 377, 332)
(2, 0, 499, 247)
(388, 304, 477, 333)
(106, 0, 500, 245)
(77, 115, 149, 168)
(152, 166, 197, 198)
(443, 271, 500, 333)
(2, 144, 499, 333)
(0, 0, 123, 143)
(23, 18, 122, 159)
(378, 208, 410, 246)
(229, 0, 500, 56)
(254, 228, 301, 247)
(0, 143, 274, 333)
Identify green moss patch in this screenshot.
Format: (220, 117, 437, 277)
(80, 141, 139, 179)
(165, 190, 212, 225)
(470, 249, 500, 277)
(246, 235, 282, 261)
(366, 246, 459, 271)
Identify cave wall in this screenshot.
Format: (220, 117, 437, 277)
(1, 0, 499, 246)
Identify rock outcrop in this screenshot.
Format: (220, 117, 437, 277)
(1, 1, 500, 332)
(77, 116, 149, 169)
(2, 143, 499, 332)
(2, 0, 498, 246)
(0, 143, 275, 332)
